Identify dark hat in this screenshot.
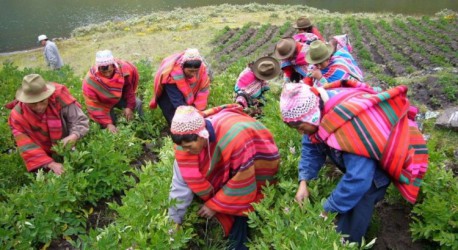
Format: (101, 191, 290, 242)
(305, 40, 334, 65)
(251, 56, 281, 80)
(274, 37, 297, 60)
(16, 74, 55, 103)
(293, 17, 312, 29)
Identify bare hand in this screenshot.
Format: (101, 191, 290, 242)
(295, 180, 310, 207)
(123, 108, 134, 121)
(106, 124, 118, 134)
(197, 205, 216, 219)
(311, 68, 322, 80)
(47, 161, 64, 175)
(61, 134, 78, 147)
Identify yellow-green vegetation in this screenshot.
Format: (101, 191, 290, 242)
(0, 4, 457, 249)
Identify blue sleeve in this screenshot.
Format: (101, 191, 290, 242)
(298, 136, 327, 181)
(323, 152, 376, 213)
(164, 84, 186, 108)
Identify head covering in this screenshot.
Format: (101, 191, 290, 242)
(16, 74, 56, 103)
(274, 37, 297, 60)
(180, 48, 203, 66)
(37, 34, 48, 43)
(305, 40, 334, 65)
(251, 56, 281, 80)
(95, 50, 116, 67)
(280, 83, 321, 126)
(293, 16, 312, 29)
(171, 106, 209, 139)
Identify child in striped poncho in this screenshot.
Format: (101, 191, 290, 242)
(168, 105, 280, 249)
(279, 80, 428, 244)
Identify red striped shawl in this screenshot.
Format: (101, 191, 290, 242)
(8, 83, 78, 171)
(149, 52, 210, 110)
(175, 104, 280, 235)
(82, 60, 139, 126)
(313, 80, 428, 203)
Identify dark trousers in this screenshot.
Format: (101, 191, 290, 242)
(109, 97, 143, 124)
(335, 181, 389, 244)
(157, 92, 177, 127)
(227, 216, 248, 250)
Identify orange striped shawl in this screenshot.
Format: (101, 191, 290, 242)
(8, 84, 78, 171)
(149, 52, 210, 110)
(175, 105, 280, 235)
(314, 81, 428, 203)
(82, 60, 139, 126)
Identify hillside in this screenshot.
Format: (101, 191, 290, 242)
(0, 4, 457, 249)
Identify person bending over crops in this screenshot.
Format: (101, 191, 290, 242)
(234, 56, 280, 117)
(7, 74, 89, 175)
(292, 16, 324, 43)
(168, 105, 280, 249)
(279, 81, 428, 244)
(82, 50, 143, 134)
(274, 37, 314, 83)
(303, 40, 363, 87)
(149, 48, 211, 127)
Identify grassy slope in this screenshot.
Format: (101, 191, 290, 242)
(0, 4, 396, 76)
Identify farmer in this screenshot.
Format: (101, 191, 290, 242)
(168, 105, 280, 249)
(37, 34, 64, 70)
(279, 81, 428, 244)
(149, 48, 211, 127)
(292, 16, 324, 43)
(7, 74, 89, 175)
(304, 40, 363, 87)
(234, 56, 280, 116)
(274, 37, 313, 83)
(82, 50, 143, 134)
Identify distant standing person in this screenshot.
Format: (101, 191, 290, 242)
(37, 34, 64, 70)
(82, 50, 143, 134)
(7, 74, 89, 175)
(149, 48, 210, 127)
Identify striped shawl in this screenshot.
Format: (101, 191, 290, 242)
(175, 104, 280, 235)
(82, 59, 139, 126)
(149, 52, 210, 110)
(313, 80, 428, 203)
(319, 48, 363, 84)
(8, 83, 78, 171)
(281, 42, 310, 78)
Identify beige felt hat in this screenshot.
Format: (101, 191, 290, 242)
(274, 37, 297, 60)
(305, 40, 334, 65)
(251, 56, 281, 80)
(15, 74, 55, 103)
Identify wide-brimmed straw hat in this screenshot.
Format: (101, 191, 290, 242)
(274, 37, 297, 60)
(293, 17, 312, 29)
(251, 56, 281, 80)
(16, 74, 55, 103)
(305, 40, 334, 65)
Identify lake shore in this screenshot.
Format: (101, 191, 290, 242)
(0, 3, 423, 76)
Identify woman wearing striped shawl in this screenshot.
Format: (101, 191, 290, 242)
(82, 50, 143, 134)
(149, 48, 210, 127)
(8, 74, 89, 174)
(279, 81, 428, 244)
(168, 105, 280, 249)
(304, 40, 363, 87)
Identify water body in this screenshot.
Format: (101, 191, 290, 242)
(0, 0, 457, 53)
